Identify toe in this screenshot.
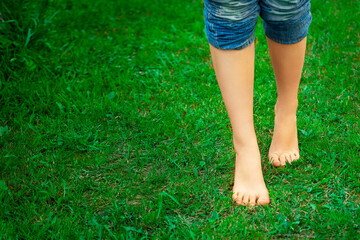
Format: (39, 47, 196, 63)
(291, 152, 300, 162)
(290, 152, 297, 162)
(257, 198, 270, 205)
(279, 154, 287, 166)
(233, 192, 244, 205)
(242, 194, 250, 206)
(284, 153, 292, 164)
(232, 192, 238, 201)
(257, 193, 270, 205)
(294, 151, 300, 160)
(250, 195, 256, 206)
(269, 154, 281, 167)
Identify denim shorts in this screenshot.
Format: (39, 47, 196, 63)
(204, 0, 312, 50)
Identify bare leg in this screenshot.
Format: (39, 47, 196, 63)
(267, 37, 307, 167)
(209, 43, 270, 206)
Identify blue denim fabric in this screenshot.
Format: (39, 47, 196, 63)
(204, 0, 312, 50)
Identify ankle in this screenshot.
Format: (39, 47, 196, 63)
(233, 135, 258, 154)
(275, 98, 298, 115)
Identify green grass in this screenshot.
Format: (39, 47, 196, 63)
(0, 0, 359, 238)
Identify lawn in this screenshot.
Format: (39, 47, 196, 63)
(0, 0, 359, 238)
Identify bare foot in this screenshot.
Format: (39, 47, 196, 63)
(232, 143, 270, 206)
(268, 101, 300, 167)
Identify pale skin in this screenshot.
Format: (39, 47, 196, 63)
(209, 36, 307, 206)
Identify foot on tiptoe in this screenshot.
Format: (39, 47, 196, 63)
(268, 100, 300, 167)
(232, 143, 270, 206)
